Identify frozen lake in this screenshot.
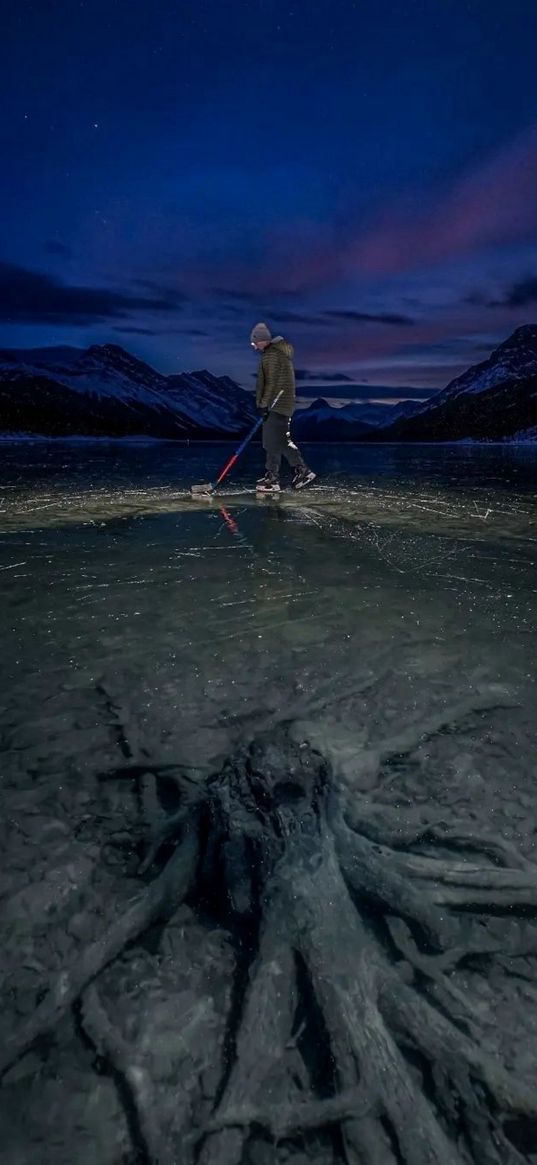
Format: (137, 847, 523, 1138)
(1, 442, 536, 776)
(1, 441, 537, 1164)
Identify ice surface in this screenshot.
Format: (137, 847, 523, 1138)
(1, 442, 537, 1162)
(1, 441, 537, 792)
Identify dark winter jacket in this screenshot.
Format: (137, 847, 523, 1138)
(255, 337, 296, 418)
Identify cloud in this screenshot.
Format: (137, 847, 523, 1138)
(295, 309, 502, 386)
(323, 309, 415, 326)
(45, 240, 73, 258)
(131, 276, 187, 302)
(233, 307, 414, 330)
(227, 125, 537, 297)
(276, 310, 328, 326)
(113, 326, 159, 336)
(348, 124, 537, 277)
(490, 275, 537, 308)
(462, 289, 488, 307)
(211, 288, 258, 301)
(393, 337, 489, 358)
(295, 369, 354, 382)
(114, 323, 209, 338)
(0, 261, 184, 325)
(259, 361, 437, 398)
(297, 384, 436, 402)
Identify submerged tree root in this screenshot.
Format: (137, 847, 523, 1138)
(0, 814, 200, 1080)
(2, 725, 537, 1165)
(202, 1087, 373, 1138)
(81, 982, 166, 1163)
(197, 899, 297, 1165)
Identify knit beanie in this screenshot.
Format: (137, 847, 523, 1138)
(250, 322, 272, 344)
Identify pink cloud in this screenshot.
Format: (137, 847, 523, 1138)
(291, 307, 512, 389)
(138, 127, 537, 388)
(302, 316, 458, 364)
(120, 124, 537, 305)
(348, 124, 537, 277)
(192, 220, 343, 298)
(244, 124, 537, 292)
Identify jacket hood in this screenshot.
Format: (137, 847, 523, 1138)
(270, 336, 294, 359)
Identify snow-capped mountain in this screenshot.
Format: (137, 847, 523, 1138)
(294, 399, 373, 441)
(437, 325, 537, 402)
(165, 370, 255, 432)
(379, 326, 537, 442)
(0, 344, 255, 439)
(2, 329, 536, 444)
(294, 396, 423, 440)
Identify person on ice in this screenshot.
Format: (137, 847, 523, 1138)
(251, 322, 316, 493)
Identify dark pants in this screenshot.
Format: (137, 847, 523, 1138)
(262, 412, 306, 479)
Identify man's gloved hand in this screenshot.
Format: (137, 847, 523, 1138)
(258, 407, 270, 419)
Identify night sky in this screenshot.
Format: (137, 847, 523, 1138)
(2, 0, 537, 403)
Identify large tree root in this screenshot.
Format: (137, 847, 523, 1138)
(284, 831, 535, 1164)
(0, 814, 199, 1080)
(339, 693, 519, 794)
(334, 813, 462, 950)
(345, 806, 535, 872)
(278, 836, 464, 1165)
(81, 982, 166, 1162)
(2, 728, 537, 1165)
(197, 899, 297, 1165)
(380, 981, 532, 1165)
(202, 1087, 373, 1138)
